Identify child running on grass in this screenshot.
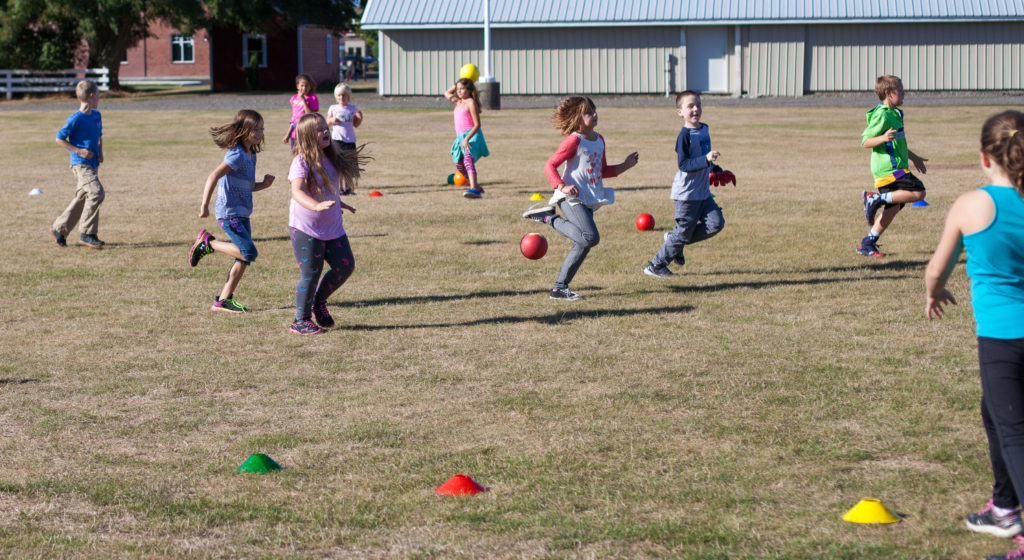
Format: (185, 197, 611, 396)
(444, 78, 488, 198)
(858, 75, 928, 258)
(282, 74, 319, 149)
(189, 109, 275, 313)
(522, 96, 639, 300)
(325, 82, 362, 195)
(50, 79, 106, 249)
(925, 110, 1024, 560)
(642, 90, 725, 278)
(286, 113, 362, 335)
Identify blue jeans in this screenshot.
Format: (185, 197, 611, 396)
(550, 201, 599, 290)
(651, 197, 724, 268)
(217, 216, 257, 264)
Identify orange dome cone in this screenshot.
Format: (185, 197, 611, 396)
(435, 474, 487, 496)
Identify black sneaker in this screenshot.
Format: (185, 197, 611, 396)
(550, 288, 584, 301)
(523, 204, 556, 224)
(79, 233, 104, 249)
(312, 301, 335, 329)
(189, 229, 215, 267)
(856, 236, 885, 258)
(643, 262, 674, 278)
(968, 500, 1024, 538)
(863, 191, 884, 225)
(50, 227, 66, 247)
(211, 296, 247, 313)
(290, 319, 323, 335)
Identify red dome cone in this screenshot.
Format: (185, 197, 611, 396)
(369, 190, 383, 197)
(435, 474, 487, 496)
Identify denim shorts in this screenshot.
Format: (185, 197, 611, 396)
(217, 216, 257, 264)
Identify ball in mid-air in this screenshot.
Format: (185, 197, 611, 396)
(635, 213, 655, 231)
(460, 64, 480, 82)
(520, 233, 548, 260)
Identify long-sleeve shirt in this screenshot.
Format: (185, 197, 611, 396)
(545, 132, 618, 208)
(670, 123, 712, 201)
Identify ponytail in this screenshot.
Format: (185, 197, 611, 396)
(981, 110, 1024, 195)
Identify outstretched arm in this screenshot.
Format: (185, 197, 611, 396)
(200, 162, 232, 217)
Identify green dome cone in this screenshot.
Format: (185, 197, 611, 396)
(238, 453, 282, 473)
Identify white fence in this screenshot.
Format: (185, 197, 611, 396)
(0, 68, 110, 100)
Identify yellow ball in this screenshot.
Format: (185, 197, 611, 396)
(460, 64, 479, 82)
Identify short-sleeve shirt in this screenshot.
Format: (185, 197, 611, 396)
(288, 155, 346, 240)
(327, 103, 358, 142)
(290, 93, 319, 125)
(57, 110, 102, 168)
(862, 104, 909, 187)
(214, 145, 256, 219)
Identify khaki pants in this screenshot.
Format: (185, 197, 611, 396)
(53, 164, 104, 236)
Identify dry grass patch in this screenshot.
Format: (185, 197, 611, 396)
(0, 101, 1014, 558)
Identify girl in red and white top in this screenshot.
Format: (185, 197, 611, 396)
(522, 96, 639, 300)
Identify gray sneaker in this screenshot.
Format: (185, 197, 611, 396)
(50, 227, 66, 247)
(523, 204, 556, 224)
(78, 233, 104, 249)
(550, 288, 584, 301)
(644, 262, 674, 278)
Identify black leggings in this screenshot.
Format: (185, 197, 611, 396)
(290, 228, 354, 321)
(979, 336, 1024, 509)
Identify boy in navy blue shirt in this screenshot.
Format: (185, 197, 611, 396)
(643, 90, 725, 277)
(51, 79, 105, 249)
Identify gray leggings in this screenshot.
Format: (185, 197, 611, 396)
(550, 200, 599, 290)
(290, 228, 354, 321)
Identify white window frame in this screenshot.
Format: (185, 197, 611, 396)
(242, 34, 267, 68)
(171, 34, 195, 64)
(326, 35, 332, 64)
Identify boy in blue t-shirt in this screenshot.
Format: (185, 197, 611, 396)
(857, 75, 928, 258)
(51, 79, 105, 249)
(643, 90, 725, 278)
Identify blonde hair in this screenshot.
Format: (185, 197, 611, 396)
(552, 96, 595, 136)
(334, 82, 351, 97)
(875, 75, 902, 101)
(981, 110, 1024, 194)
(75, 79, 98, 102)
(209, 109, 264, 154)
(293, 113, 364, 200)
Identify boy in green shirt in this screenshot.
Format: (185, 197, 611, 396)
(858, 75, 928, 258)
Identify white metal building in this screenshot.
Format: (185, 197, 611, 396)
(360, 0, 1024, 97)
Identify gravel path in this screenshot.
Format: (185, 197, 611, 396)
(3, 89, 1023, 112)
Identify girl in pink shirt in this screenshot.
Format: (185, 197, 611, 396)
(286, 113, 361, 335)
(522, 96, 639, 301)
(282, 74, 319, 148)
(444, 78, 489, 198)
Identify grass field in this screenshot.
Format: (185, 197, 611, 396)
(0, 99, 1011, 558)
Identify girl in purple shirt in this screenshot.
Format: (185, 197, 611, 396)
(287, 113, 361, 335)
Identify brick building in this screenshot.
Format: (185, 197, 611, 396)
(120, 20, 341, 91)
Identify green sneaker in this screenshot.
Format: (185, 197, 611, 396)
(211, 296, 247, 313)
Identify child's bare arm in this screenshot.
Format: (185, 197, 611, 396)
(908, 149, 928, 173)
(444, 84, 458, 103)
(254, 174, 276, 192)
(353, 111, 363, 128)
(56, 137, 93, 160)
(290, 177, 336, 212)
(615, 151, 640, 174)
(863, 128, 896, 148)
(200, 162, 232, 217)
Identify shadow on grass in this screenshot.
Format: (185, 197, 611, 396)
(463, 239, 502, 245)
(337, 303, 694, 330)
(0, 378, 39, 385)
(698, 258, 929, 276)
(665, 272, 911, 294)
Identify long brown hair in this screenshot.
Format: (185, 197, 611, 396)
(293, 113, 363, 200)
(209, 109, 264, 153)
(981, 110, 1024, 194)
(552, 96, 595, 136)
(455, 78, 482, 113)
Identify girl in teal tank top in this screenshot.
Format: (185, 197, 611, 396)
(926, 110, 1024, 560)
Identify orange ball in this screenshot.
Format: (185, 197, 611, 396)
(453, 172, 468, 186)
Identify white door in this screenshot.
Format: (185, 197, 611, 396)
(686, 27, 729, 93)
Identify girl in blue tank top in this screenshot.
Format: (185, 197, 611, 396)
(926, 110, 1024, 560)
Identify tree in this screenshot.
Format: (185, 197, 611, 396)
(0, 0, 360, 89)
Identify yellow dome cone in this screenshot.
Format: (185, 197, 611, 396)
(530, 193, 545, 201)
(842, 498, 900, 524)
